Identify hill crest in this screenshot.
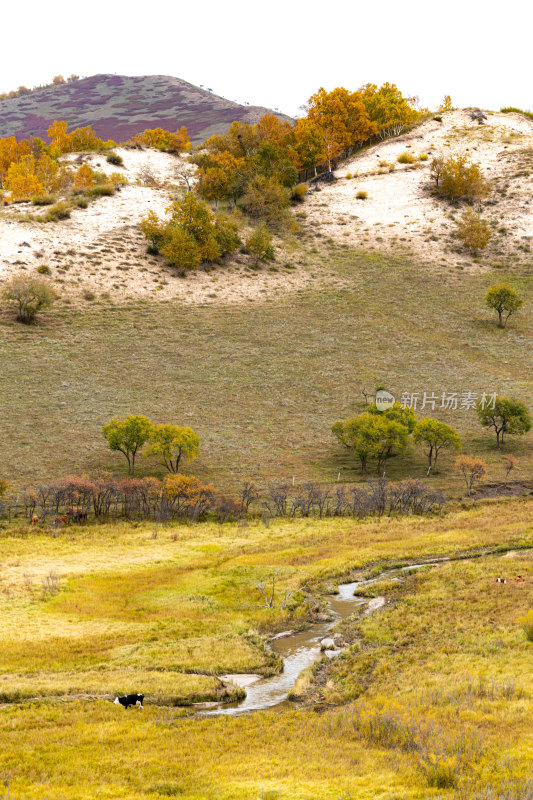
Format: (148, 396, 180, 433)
(0, 73, 293, 144)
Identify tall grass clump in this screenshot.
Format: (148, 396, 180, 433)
(397, 151, 417, 164)
(520, 609, 533, 641)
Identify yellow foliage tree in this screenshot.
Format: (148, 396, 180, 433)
(437, 95, 453, 113)
(47, 120, 70, 157)
(307, 87, 377, 169)
(0, 136, 31, 185)
(74, 163, 94, 188)
(133, 127, 190, 153)
(36, 154, 60, 194)
(5, 156, 43, 200)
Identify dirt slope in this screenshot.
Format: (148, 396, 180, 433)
(304, 109, 533, 271)
(0, 147, 336, 306)
(0, 74, 293, 144)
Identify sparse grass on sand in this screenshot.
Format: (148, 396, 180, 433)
(0, 246, 531, 497)
(1, 500, 533, 797)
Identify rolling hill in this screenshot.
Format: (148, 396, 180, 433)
(0, 73, 293, 144)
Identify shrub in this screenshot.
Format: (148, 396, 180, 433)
(500, 106, 533, 121)
(140, 210, 167, 254)
(83, 290, 96, 301)
(419, 152, 429, 161)
(356, 190, 368, 200)
(397, 151, 417, 164)
(2, 275, 56, 323)
(74, 196, 89, 209)
(161, 227, 202, 271)
(291, 182, 308, 201)
(520, 610, 533, 641)
(36, 264, 51, 275)
(245, 223, 275, 264)
(44, 201, 71, 222)
(142, 194, 239, 270)
(240, 175, 291, 231)
(106, 152, 124, 166)
(433, 116, 443, 122)
(0, 479, 8, 496)
(430, 154, 489, 203)
(455, 455, 487, 495)
(213, 213, 241, 254)
(32, 194, 56, 206)
(456, 208, 492, 252)
(87, 183, 115, 197)
(345, 173, 353, 179)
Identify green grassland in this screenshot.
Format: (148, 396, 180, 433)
(0, 499, 533, 797)
(1, 245, 532, 497)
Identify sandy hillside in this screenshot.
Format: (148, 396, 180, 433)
(0, 147, 337, 306)
(304, 109, 533, 271)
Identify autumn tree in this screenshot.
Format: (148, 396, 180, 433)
(293, 117, 327, 174)
(307, 87, 378, 169)
(437, 95, 453, 113)
(141, 193, 241, 270)
(0, 136, 30, 185)
(360, 82, 419, 138)
(240, 175, 291, 230)
(4, 156, 43, 200)
(35, 154, 60, 194)
(133, 127, 191, 153)
(413, 418, 461, 474)
(102, 415, 154, 474)
(146, 425, 200, 473)
(47, 121, 70, 157)
(476, 396, 531, 448)
(74, 163, 95, 188)
(2, 275, 56, 323)
(430, 154, 489, 203)
(485, 284, 523, 328)
(455, 455, 486, 495)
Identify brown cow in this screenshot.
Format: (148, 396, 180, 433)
(67, 507, 88, 524)
(53, 516, 68, 527)
(31, 515, 39, 526)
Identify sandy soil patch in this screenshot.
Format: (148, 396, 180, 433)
(304, 110, 533, 272)
(0, 147, 339, 306)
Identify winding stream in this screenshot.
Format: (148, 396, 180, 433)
(200, 561, 442, 716)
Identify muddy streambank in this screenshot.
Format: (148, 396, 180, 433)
(198, 560, 446, 716)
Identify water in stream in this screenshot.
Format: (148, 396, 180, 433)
(200, 562, 440, 716)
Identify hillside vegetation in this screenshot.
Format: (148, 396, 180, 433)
(0, 73, 293, 143)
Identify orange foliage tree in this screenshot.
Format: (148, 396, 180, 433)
(306, 87, 378, 169)
(133, 126, 191, 153)
(5, 156, 43, 200)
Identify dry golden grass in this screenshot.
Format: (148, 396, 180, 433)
(0, 500, 533, 797)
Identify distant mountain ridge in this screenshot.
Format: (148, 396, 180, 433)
(0, 73, 293, 144)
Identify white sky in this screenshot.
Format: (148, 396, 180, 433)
(2, 0, 531, 118)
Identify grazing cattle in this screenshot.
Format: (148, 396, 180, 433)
(31, 515, 39, 526)
(114, 693, 144, 710)
(515, 575, 525, 582)
(496, 577, 507, 584)
(53, 515, 69, 527)
(67, 507, 88, 524)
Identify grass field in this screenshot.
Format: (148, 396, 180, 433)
(1, 244, 532, 497)
(0, 499, 533, 797)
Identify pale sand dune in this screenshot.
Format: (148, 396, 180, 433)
(304, 109, 533, 271)
(0, 147, 336, 306)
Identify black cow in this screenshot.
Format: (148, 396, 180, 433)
(114, 693, 144, 709)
